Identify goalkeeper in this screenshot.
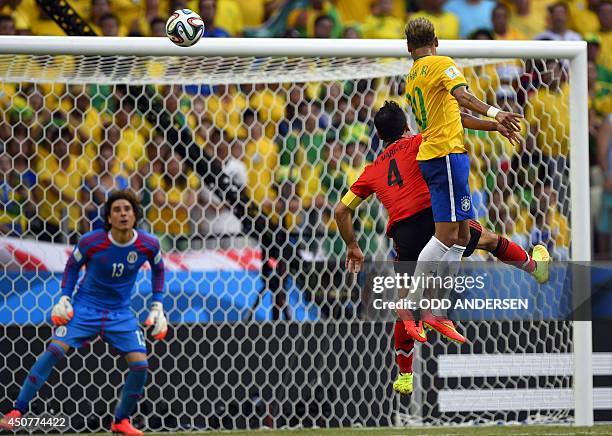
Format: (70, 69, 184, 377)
(0, 190, 167, 436)
(334, 102, 550, 395)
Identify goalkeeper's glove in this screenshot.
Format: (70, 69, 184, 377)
(145, 302, 168, 340)
(51, 296, 74, 326)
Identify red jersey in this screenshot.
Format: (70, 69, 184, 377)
(341, 134, 431, 235)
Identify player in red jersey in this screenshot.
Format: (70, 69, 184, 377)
(334, 101, 549, 395)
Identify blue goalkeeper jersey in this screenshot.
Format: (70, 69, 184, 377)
(61, 229, 165, 310)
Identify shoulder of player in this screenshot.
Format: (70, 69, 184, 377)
(78, 229, 108, 250)
(135, 229, 161, 251)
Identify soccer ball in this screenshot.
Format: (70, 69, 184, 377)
(166, 9, 205, 47)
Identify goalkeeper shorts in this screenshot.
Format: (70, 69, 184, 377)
(51, 304, 147, 354)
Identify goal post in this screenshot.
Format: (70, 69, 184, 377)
(0, 37, 592, 429)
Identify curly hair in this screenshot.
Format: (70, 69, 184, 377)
(405, 17, 436, 49)
(103, 190, 142, 231)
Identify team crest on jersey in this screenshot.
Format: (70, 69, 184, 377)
(55, 326, 67, 338)
(461, 196, 471, 212)
(127, 251, 138, 264)
(445, 66, 460, 79)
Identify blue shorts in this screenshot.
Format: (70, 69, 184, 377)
(51, 304, 147, 354)
(418, 153, 474, 223)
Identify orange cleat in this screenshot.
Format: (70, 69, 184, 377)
(396, 307, 427, 343)
(0, 409, 22, 431)
(111, 418, 144, 436)
(422, 312, 466, 344)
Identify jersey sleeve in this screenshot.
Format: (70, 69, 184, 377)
(341, 166, 373, 210)
(60, 238, 88, 297)
(437, 57, 468, 94)
(148, 237, 165, 303)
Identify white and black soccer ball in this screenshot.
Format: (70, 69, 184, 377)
(166, 9, 204, 47)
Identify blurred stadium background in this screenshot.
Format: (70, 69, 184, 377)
(0, 0, 612, 433)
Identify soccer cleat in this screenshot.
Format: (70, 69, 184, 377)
(0, 409, 22, 431)
(396, 307, 427, 343)
(393, 372, 414, 395)
(531, 244, 550, 284)
(111, 418, 143, 436)
(422, 313, 466, 344)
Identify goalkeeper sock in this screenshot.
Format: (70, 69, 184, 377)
(115, 360, 148, 421)
(394, 321, 414, 374)
(492, 236, 536, 273)
(15, 343, 66, 413)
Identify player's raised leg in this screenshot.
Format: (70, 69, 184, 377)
(468, 220, 550, 283)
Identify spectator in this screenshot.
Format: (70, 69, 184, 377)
(234, 0, 280, 28)
(570, 0, 601, 34)
(524, 60, 569, 193)
(443, 0, 495, 39)
(82, 141, 129, 232)
(411, 0, 460, 40)
(509, 0, 548, 39)
(529, 183, 569, 259)
(212, 0, 243, 36)
(248, 83, 285, 137)
(491, 3, 525, 40)
(33, 125, 83, 242)
(0, 14, 15, 35)
(64, 85, 103, 152)
(0, 0, 31, 34)
(597, 0, 612, 74)
(206, 84, 248, 139)
(147, 151, 199, 251)
(0, 154, 28, 236)
(597, 115, 612, 257)
(335, 0, 405, 23)
(585, 33, 611, 83)
(535, 2, 582, 41)
(224, 140, 248, 187)
(287, 0, 342, 38)
(362, 0, 404, 39)
(87, 0, 127, 36)
(342, 26, 360, 39)
(149, 16, 166, 37)
(313, 14, 334, 38)
(243, 109, 278, 210)
(200, 0, 231, 37)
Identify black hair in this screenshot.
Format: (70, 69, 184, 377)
(103, 190, 142, 231)
(314, 14, 334, 28)
(374, 101, 407, 143)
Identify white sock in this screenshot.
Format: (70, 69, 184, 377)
(409, 237, 450, 304)
(433, 244, 466, 316)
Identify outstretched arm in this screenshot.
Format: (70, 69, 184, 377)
(460, 112, 521, 145)
(453, 86, 522, 132)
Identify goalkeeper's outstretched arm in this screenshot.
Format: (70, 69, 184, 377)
(453, 86, 522, 132)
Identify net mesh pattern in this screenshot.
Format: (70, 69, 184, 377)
(0, 53, 574, 431)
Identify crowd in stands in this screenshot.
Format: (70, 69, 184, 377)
(0, 0, 610, 259)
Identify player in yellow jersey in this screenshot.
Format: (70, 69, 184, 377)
(402, 18, 549, 343)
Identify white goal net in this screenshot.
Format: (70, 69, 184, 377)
(0, 38, 590, 431)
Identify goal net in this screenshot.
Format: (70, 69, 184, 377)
(0, 37, 590, 431)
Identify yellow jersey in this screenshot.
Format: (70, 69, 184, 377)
(405, 55, 468, 161)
